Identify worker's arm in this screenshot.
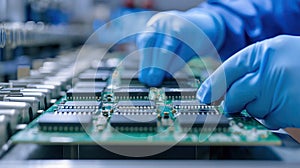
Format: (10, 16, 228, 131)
(137, 0, 300, 86)
(203, 0, 300, 60)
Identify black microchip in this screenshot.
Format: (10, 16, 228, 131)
(160, 76, 194, 88)
(60, 101, 102, 109)
(74, 82, 107, 89)
(66, 88, 103, 100)
(115, 109, 156, 115)
(38, 113, 92, 132)
(110, 114, 157, 132)
(161, 81, 193, 88)
(177, 114, 229, 132)
(114, 87, 149, 100)
(57, 101, 101, 113)
(173, 100, 202, 109)
(116, 101, 155, 109)
(57, 108, 97, 114)
(178, 109, 219, 115)
(164, 88, 197, 99)
(172, 101, 218, 114)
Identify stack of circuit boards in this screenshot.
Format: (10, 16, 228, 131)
(0, 48, 280, 157)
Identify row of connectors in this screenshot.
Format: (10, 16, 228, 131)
(0, 49, 88, 153)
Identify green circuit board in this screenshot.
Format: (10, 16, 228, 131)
(11, 56, 281, 146)
(11, 100, 280, 146)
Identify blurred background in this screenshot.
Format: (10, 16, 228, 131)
(0, 0, 203, 82)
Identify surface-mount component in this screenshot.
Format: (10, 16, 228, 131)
(116, 101, 155, 109)
(37, 113, 92, 132)
(56, 108, 97, 114)
(161, 79, 194, 88)
(114, 87, 149, 100)
(66, 88, 103, 100)
(164, 88, 197, 99)
(110, 114, 157, 132)
(114, 109, 156, 115)
(173, 100, 203, 109)
(58, 101, 102, 110)
(177, 114, 229, 132)
(172, 101, 219, 115)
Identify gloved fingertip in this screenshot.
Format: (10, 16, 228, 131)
(146, 68, 165, 87)
(220, 101, 229, 113)
(221, 100, 238, 114)
(197, 83, 212, 104)
(138, 68, 150, 84)
(222, 99, 246, 115)
(260, 120, 281, 130)
(165, 72, 173, 79)
(138, 74, 147, 84)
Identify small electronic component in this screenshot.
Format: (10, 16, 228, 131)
(114, 87, 149, 100)
(177, 114, 229, 132)
(164, 88, 197, 99)
(172, 100, 203, 109)
(114, 109, 156, 115)
(116, 101, 155, 109)
(37, 113, 92, 132)
(56, 108, 97, 114)
(59, 101, 102, 109)
(110, 114, 157, 132)
(172, 101, 219, 115)
(101, 103, 113, 117)
(177, 109, 219, 115)
(161, 78, 194, 88)
(66, 88, 103, 100)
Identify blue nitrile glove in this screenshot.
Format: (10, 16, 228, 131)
(137, 9, 225, 86)
(198, 35, 300, 129)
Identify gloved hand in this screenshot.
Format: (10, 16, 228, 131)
(137, 8, 225, 86)
(198, 35, 300, 129)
